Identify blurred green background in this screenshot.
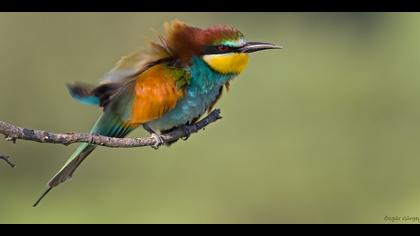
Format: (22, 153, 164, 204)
(1, 13, 420, 224)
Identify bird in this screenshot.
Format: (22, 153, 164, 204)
(33, 19, 282, 207)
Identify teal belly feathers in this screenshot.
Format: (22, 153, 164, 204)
(146, 57, 234, 132)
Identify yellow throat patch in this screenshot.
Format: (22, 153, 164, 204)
(203, 53, 249, 74)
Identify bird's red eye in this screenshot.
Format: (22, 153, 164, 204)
(217, 45, 229, 52)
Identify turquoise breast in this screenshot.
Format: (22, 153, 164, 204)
(146, 57, 234, 132)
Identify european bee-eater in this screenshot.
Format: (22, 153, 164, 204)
(34, 19, 282, 206)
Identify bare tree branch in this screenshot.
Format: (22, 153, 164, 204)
(0, 154, 15, 168)
(0, 109, 222, 150)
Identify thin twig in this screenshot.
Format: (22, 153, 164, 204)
(0, 154, 15, 168)
(0, 109, 222, 148)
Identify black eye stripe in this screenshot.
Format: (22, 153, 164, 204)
(203, 45, 240, 55)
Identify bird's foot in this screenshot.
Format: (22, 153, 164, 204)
(151, 133, 164, 150)
(180, 125, 191, 141)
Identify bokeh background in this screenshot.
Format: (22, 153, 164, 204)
(1, 13, 420, 224)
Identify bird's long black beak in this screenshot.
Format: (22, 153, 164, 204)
(239, 42, 283, 53)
